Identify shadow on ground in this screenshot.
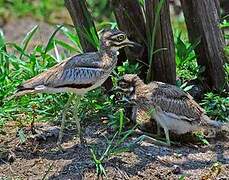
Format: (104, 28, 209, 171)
(0, 120, 228, 179)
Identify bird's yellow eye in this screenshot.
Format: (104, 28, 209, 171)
(116, 35, 126, 41)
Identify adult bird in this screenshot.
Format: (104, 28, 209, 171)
(9, 29, 140, 144)
(119, 74, 228, 146)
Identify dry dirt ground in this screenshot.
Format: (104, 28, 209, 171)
(0, 120, 229, 180)
(1, 17, 72, 55)
(1, 18, 229, 180)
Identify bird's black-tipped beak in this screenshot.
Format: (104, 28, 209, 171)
(125, 39, 142, 48)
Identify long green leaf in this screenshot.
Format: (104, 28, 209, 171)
(146, 0, 165, 82)
(119, 109, 124, 133)
(44, 24, 64, 54)
(20, 25, 39, 59)
(60, 26, 83, 51)
(54, 39, 80, 53)
(0, 30, 6, 49)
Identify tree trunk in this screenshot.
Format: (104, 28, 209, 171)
(65, 0, 112, 90)
(214, 0, 221, 17)
(180, 0, 226, 91)
(220, 0, 229, 20)
(110, 0, 148, 79)
(65, 0, 98, 52)
(146, 0, 176, 84)
(111, 0, 176, 84)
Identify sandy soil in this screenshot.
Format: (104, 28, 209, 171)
(0, 120, 228, 180)
(1, 17, 73, 55)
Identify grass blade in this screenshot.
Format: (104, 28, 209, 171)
(53, 41, 61, 62)
(119, 109, 124, 133)
(20, 25, 39, 59)
(146, 0, 165, 82)
(60, 26, 83, 52)
(44, 24, 64, 54)
(54, 39, 80, 53)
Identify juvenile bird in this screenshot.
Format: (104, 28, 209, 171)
(119, 74, 228, 146)
(9, 29, 140, 144)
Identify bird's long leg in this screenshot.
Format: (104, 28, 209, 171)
(142, 111, 171, 146)
(141, 134, 170, 146)
(138, 126, 171, 146)
(156, 114, 171, 146)
(72, 95, 83, 142)
(57, 94, 75, 145)
(163, 126, 171, 146)
(156, 121, 161, 136)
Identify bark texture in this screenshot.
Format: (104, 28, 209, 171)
(181, 0, 226, 91)
(111, 0, 148, 78)
(145, 0, 176, 84)
(111, 0, 176, 84)
(65, 0, 98, 52)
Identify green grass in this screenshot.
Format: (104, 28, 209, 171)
(0, 25, 72, 126)
(0, 0, 65, 22)
(201, 92, 229, 122)
(90, 129, 143, 177)
(175, 32, 200, 81)
(0, 1, 229, 177)
(0, 0, 114, 24)
(135, 0, 167, 82)
(90, 117, 142, 177)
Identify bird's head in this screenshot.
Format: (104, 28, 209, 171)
(115, 74, 143, 104)
(119, 74, 140, 89)
(100, 29, 141, 52)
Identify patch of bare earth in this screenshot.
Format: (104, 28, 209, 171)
(0, 120, 228, 180)
(1, 17, 72, 55)
(1, 17, 228, 180)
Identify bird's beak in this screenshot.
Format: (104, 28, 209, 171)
(125, 39, 142, 48)
(110, 86, 124, 92)
(112, 86, 129, 93)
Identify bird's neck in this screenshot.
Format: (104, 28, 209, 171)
(98, 48, 118, 66)
(99, 47, 118, 57)
(135, 81, 149, 97)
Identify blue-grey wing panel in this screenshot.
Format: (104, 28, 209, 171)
(46, 67, 106, 87)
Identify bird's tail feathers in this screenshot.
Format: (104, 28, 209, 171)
(6, 89, 37, 101)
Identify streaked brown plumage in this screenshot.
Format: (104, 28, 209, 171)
(15, 50, 116, 96)
(119, 74, 228, 145)
(12, 29, 139, 97)
(9, 29, 140, 145)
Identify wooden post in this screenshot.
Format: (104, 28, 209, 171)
(145, 0, 176, 84)
(180, 0, 227, 91)
(110, 0, 148, 79)
(65, 0, 98, 52)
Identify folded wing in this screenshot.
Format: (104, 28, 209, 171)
(146, 82, 204, 122)
(17, 52, 106, 91)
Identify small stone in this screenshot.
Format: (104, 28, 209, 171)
(172, 165, 182, 174)
(173, 153, 182, 158)
(7, 151, 16, 163)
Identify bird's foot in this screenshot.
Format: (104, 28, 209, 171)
(134, 129, 177, 146)
(57, 127, 64, 145)
(57, 143, 64, 152)
(142, 135, 171, 146)
(79, 133, 87, 144)
(134, 129, 161, 139)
